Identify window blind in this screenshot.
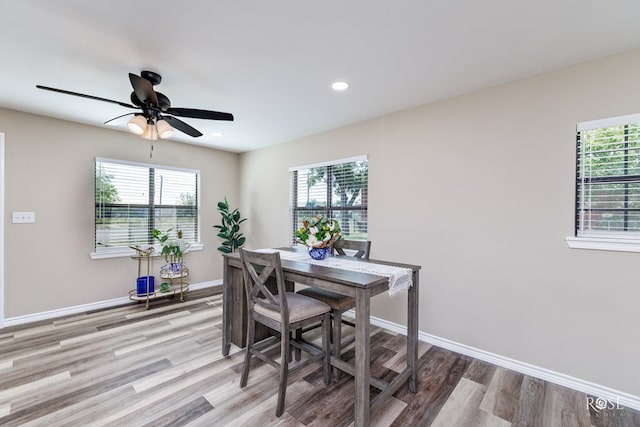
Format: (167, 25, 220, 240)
(95, 158, 199, 251)
(290, 156, 368, 242)
(576, 115, 640, 237)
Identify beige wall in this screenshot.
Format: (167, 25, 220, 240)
(1, 108, 239, 317)
(239, 49, 640, 397)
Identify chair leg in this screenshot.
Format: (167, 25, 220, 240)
(332, 310, 342, 382)
(294, 328, 302, 361)
(276, 326, 290, 417)
(288, 331, 293, 363)
(323, 312, 331, 385)
(240, 316, 255, 388)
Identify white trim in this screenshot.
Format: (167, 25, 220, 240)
(95, 157, 200, 175)
(288, 154, 368, 172)
(577, 113, 640, 132)
(0, 133, 4, 328)
(565, 236, 640, 253)
(346, 310, 640, 411)
(2, 280, 221, 328)
(90, 242, 204, 259)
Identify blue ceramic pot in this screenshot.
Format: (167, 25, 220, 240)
(308, 246, 330, 260)
(170, 262, 181, 273)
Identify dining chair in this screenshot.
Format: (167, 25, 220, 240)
(239, 249, 331, 417)
(296, 239, 372, 381)
(331, 239, 372, 258)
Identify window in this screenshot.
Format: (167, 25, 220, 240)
(575, 114, 640, 241)
(94, 158, 199, 255)
(290, 156, 368, 242)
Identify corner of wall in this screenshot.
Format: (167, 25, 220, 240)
(0, 132, 5, 327)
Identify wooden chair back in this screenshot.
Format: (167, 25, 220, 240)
(239, 249, 289, 324)
(332, 239, 372, 259)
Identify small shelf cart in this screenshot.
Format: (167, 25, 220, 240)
(129, 245, 190, 309)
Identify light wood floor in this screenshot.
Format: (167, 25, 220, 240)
(0, 288, 638, 426)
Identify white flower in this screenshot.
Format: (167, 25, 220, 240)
(309, 226, 318, 235)
(323, 233, 331, 242)
(305, 235, 319, 247)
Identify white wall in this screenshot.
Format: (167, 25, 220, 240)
(0, 108, 239, 317)
(239, 49, 640, 397)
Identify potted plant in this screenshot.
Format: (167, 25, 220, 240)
(214, 197, 247, 253)
(152, 228, 187, 272)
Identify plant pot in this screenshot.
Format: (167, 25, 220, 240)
(136, 276, 155, 295)
(308, 246, 330, 260)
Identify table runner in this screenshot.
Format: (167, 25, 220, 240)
(256, 248, 413, 296)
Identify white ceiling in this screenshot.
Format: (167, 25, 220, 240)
(1, 1, 640, 153)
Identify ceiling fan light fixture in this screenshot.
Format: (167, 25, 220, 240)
(37, 71, 234, 144)
(156, 119, 174, 139)
(127, 115, 147, 135)
(141, 122, 158, 140)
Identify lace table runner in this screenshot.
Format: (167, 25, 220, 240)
(257, 248, 413, 296)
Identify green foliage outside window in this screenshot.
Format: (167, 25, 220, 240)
(292, 159, 368, 242)
(578, 122, 640, 233)
(95, 172, 120, 204)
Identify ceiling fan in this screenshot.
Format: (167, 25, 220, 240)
(36, 70, 234, 140)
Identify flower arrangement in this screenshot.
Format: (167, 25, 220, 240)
(295, 215, 342, 248)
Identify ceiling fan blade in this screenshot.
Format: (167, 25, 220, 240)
(166, 107, 234, 121)
(163, 115, 203, 137)
(36, 85, 136, 109)
(129, 73, 158, 106)
(104, 112, 135, 125)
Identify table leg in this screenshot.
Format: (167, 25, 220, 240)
(408, 270, 419, 393)
(222, 257, 232, 356)
(354, 287, 371, 427)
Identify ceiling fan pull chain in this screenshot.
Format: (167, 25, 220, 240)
(149, 141, 154, 158)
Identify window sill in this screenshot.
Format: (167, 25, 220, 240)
(90, 243, 204, 260)
(565, 236, 640, 253)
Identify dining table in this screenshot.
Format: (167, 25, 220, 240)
(221, 246, 421, 427)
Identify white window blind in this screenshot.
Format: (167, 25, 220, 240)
(95, 158, 199, 251)
(290, 156, 368, 242)
(576, 115, 640, 237)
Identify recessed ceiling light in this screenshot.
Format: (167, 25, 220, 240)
(212, 132, 223, 137)
(332, 81, 349, 91)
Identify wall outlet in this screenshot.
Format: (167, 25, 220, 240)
(12, 212, 35, 223)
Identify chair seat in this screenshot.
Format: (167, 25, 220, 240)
(297, 287, 355, 312)
(255, 292, 330, 323)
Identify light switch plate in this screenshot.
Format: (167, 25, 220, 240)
(12, 212, 35, 223)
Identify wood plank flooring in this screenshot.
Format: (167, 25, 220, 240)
(1, 288, 638, 426)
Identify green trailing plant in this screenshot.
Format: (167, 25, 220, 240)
(214, 197, 247, 253)
(152, 227, 183, 262)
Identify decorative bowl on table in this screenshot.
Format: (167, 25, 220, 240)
(308, 246, 331, 260)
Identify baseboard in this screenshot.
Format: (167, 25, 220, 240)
(2, 280, 222, 328)
(359, 311, 640, 411)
